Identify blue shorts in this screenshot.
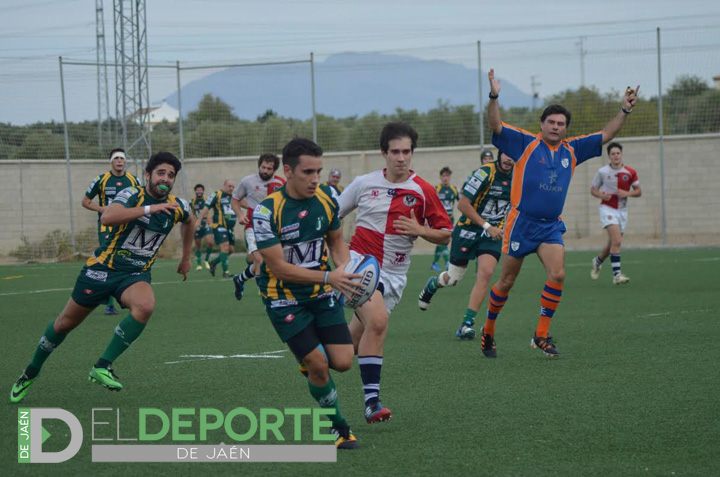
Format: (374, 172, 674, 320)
(502, 209, 566, 258)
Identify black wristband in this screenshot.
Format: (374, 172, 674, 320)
(489, 93, 499, 99)
(621, 107, 632, 114)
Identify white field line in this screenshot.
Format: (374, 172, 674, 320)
(0, 278, 218, 297)
(638, 308, 713, 318)
(165, 349, 288, 365)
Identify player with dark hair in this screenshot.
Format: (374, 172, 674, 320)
(190, 183, 214, 270)
(231, 153, 285, 300)
(419, 152, 514, 357)
(339, 122, 452, 423)
(480, 69, 639, 357)
(430, 166, 458, 271)
(82, 147, 140, 314)
(253, 137, 362, 449)
(590, 142, 642, 284)
(11, 152, 193, 402)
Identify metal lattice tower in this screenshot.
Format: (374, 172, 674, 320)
(113, 0, 151, 174)
(95, 0, 112, 149)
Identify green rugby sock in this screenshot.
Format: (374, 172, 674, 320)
(308, 376, 346, 427)
(463, 308, 477, 326)
(212, 252, 228, 267)
(99, 314, 146, 365)
(28, 321, 68, 374)
(107, 296, 115, 307)
(195, 250, 202, 265)
(433, 246, 442, 264)
(204, 248, 212, 261)
(222, 255, 229, 272)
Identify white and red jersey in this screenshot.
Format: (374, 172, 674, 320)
(339, 169, 453, 275)
(591, 164, 639, 211)
(232, 174, 285, 228)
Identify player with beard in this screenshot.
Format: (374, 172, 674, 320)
(10, 152, 194, 402)
(231, 153, 285, 300)
(418, 152, 514, 357)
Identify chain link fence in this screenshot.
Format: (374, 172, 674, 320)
(1, 26, 719, 260)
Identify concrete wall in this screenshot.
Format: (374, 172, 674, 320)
(1, 133, 719, 258)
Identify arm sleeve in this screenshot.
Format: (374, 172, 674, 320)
(85, 175, 102, 199)
(176, 198, 192, 224)
(630, 168, 640, 187)
(252, 202, 280, 249)
(232, 180, 247, 201)
(338, 176, 362, 219)
(113, 187, 139, 207)
(461, 167, 491, 202)
(568, 132, 603, 165)
(422, 183, 453, 230)
(591, 169, 604, 190)
(491, 124, 536, 161)
(204, 192, 217, 208)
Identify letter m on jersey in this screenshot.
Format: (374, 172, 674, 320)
(121, 226, 167, 257)
(283, 238, 323, 268)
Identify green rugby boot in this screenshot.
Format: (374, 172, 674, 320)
(10, 372, 36, 403)
(88, 366, 123, 391)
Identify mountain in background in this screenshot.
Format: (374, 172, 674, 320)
(164, 52, 533, 119)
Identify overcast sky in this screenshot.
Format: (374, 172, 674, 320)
(2, 0, 720, 124)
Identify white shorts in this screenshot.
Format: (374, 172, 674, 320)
(599, 205, 628, 234)
(244, 227, 258, 254)
(349, 250, 407, 315)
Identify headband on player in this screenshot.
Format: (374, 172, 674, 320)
(329, 169, 342, 177)
(110, 151, 126, 162)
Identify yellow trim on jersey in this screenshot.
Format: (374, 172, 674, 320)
(315, 188, 335, 222)
(458, 163, 497, 227)
(99, 172, 112, 206)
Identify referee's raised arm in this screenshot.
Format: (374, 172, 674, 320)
(487, 68, 503, 135)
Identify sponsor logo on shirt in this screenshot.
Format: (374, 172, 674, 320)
(387, 189, 397, 197)
(138, 215, 150, 224)
(281, 230, 300, 241)
(270, 299, 298, 308)
(299, 210, 308, 218)
(120, 226, 167, 257)
(459, 229, 477, 240)
(403, 195, 417, 207)
(370, 190, 380, 198)
(254, 205, 271, 219)
(390, 252, 407, 265)
(85, 269, 108, 281)
(284, 313, 296, 323)
(280, 223, 300, 233)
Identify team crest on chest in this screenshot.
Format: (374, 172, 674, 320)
(403, 195, 417, 207)
(561, 158, 569, 169)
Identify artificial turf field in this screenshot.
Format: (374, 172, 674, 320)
(1, 248, 719, 477)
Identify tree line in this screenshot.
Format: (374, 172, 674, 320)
(1, 75, 717, 160)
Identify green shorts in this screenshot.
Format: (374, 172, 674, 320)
(227, 228, 235, 247)
(194, 225, 211, 240)
(450, 224, 502, 262)
(265, 296, 347, 342)
(71, 263, 151, 308)
(212, 226, 229, 245)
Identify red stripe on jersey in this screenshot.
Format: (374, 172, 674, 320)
(385, 189, 424, 235)
(350, 226, 385, 265)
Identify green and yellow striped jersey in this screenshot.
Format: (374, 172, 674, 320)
(86, 186, 191, 273)
(457, 163, 512, 229)
(204, 190, 235, 229)
(435, 183, 459, 216)
(85, 171, 141, 220)
(253, 184, 340, 306)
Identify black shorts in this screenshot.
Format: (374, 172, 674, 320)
(285, 323, 352, 361)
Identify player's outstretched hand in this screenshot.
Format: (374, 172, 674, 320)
(393, 209, 423, 237)
(150, 202, 179, 216)
(624, 85, 640, 111)
(177, 257, 191, 281)
(488, 68, 501, 96)
(327, 267, 363, 301)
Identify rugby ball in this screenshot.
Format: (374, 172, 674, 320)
(339, 254, 380, 309)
